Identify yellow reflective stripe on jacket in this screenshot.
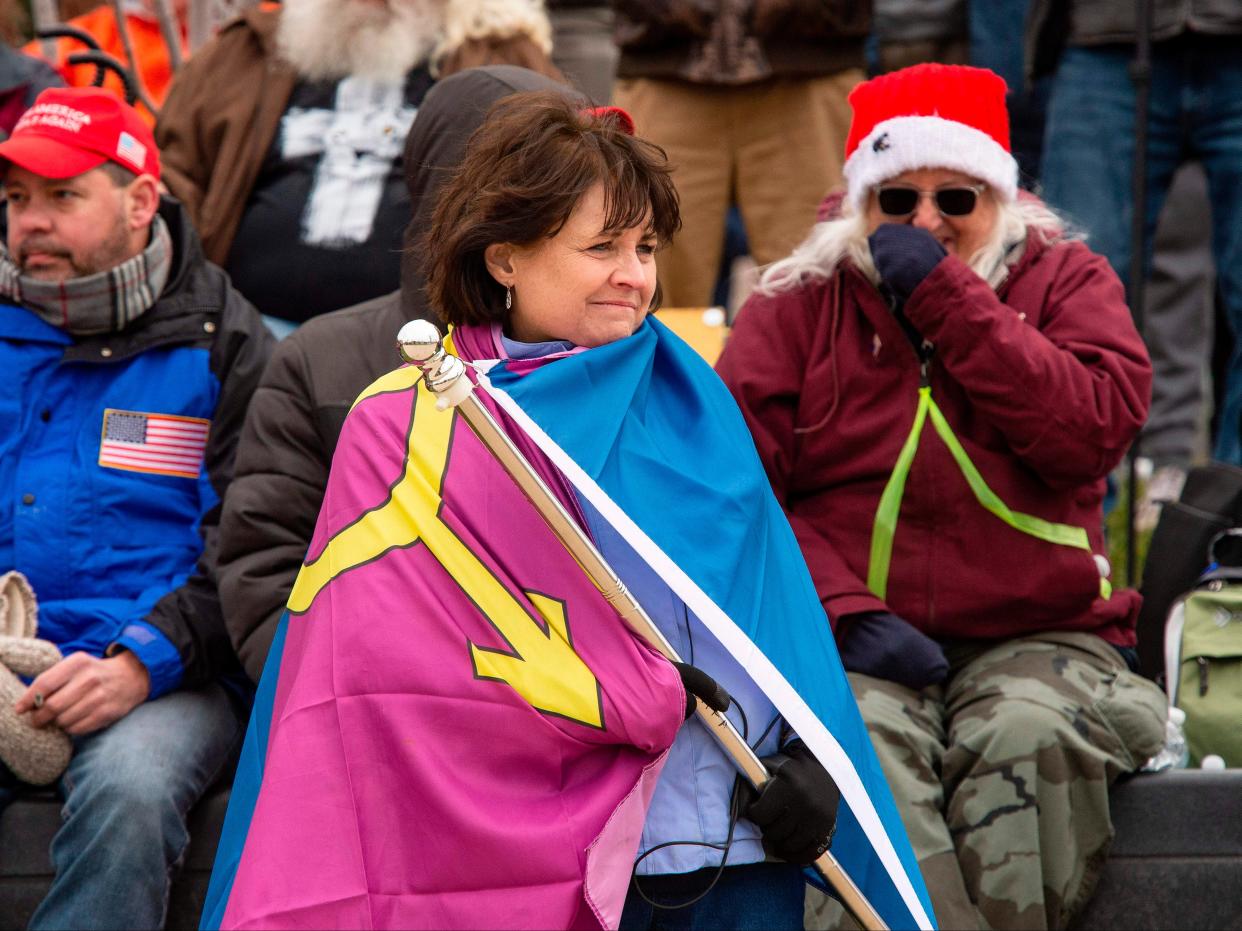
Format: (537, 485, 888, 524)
(866, 388, 930, 601)
(867, 386, 1111, 602)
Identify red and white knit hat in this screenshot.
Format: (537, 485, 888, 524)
(842, 63, 1016, 212)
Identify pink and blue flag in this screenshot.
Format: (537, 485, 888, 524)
(201, 352, 686, 929)
(204, 316, 935, 930)
(470, 317, 936, 930)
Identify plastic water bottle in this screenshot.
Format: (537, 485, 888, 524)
(1143, 706, 1190, 772)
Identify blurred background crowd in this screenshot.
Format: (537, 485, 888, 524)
(0, 4, 1238, 929)
(1, 0, 1231, 539)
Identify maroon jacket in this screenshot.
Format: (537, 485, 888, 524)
(716, 232, 1151, 647)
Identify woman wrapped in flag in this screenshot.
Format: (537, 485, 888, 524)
(205, 90, 934, 931)
(419, 93, 841, 930)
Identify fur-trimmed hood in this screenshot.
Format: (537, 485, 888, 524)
(434, 0, 553, 69)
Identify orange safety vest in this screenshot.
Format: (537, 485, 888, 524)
(24, 7, 186, 126)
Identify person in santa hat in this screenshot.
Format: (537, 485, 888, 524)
(717, 62, 1168, 931)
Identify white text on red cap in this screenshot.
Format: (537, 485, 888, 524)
(14, 104, 93, 135)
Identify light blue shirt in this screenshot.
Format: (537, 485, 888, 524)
(498, 331, 784, 874)
(576, 494, 783, 875)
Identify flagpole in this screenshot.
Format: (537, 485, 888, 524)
(398, 321, 889, 931)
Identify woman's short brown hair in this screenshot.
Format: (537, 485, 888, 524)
(423, 90, 681, 328)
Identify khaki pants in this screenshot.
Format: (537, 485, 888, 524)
(614, 72, 860, 307)
(810, 632, 1166, 931)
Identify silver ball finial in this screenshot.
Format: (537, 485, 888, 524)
(397, 319, 443, 365)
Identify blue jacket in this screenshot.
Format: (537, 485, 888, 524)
(0, 200, 273, 697)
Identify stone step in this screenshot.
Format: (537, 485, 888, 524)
(3, 769, 1240, 929)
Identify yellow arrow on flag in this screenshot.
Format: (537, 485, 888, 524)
(287, 379, 603, 728)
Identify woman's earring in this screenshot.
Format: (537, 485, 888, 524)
(505, 287, 513, 311)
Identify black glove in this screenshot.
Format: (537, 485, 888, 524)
(838, 610, 949, 691)
(868, 224, 948, 303)
(745, 739, 840, 865)
(672, 661, 730, 720)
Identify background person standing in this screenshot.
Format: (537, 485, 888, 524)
(611, 0, 869, 308)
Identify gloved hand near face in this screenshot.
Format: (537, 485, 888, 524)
(868, 224, 948, 303)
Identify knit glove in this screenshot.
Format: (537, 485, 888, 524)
(838, 610, 949, 691)
(745, 739, 840, 865)
(672, 661, 730, 720)
(868, 224, 948, 303)
(0, 571, 72, 785)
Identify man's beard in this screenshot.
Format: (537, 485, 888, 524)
(16, 215, 132, 283)
(276, 0, 444, 84)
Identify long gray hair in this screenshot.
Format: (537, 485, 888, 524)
(758, 193, 1077, 296)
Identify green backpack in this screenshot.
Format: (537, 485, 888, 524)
(1164, 538, 1242, 767)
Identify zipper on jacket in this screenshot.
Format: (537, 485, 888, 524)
(917, 343, 934, 627)
(1198, 655, 1209, 697)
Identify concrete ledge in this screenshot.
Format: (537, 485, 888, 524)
(0, 784, 229, 931)
(3, 770, 1241, 929)
(1074, 769, 1242, 930)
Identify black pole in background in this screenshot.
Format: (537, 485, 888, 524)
(1126, 0, 1155, 586)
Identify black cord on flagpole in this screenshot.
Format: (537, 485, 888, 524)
(1126, 0, 1155, 587)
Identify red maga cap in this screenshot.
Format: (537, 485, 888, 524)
(0, 87, 160, 182)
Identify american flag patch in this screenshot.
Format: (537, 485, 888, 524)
(116, 131, 148, 172)
(98, 409, 210, 479)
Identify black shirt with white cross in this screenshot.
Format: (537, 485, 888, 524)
(225, 67, 434, 323)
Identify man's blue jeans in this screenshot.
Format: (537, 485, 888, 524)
(619, 862, 806, 931)
(0, 684, 243, 930)
(969, 0, 1049, 184)
(1040, 36, 1242, 462)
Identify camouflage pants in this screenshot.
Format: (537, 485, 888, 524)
(820, 631, 1166, 931)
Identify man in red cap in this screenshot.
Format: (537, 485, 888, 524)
(0, 86, 272, 929)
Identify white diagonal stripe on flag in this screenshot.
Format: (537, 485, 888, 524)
(99, 409, 210, 479)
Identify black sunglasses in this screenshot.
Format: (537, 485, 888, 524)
(876, 184, 986, 218)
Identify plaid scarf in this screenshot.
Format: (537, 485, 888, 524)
(0, 216, 173, 336)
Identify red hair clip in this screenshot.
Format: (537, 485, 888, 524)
(585, 105, 635, 135)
